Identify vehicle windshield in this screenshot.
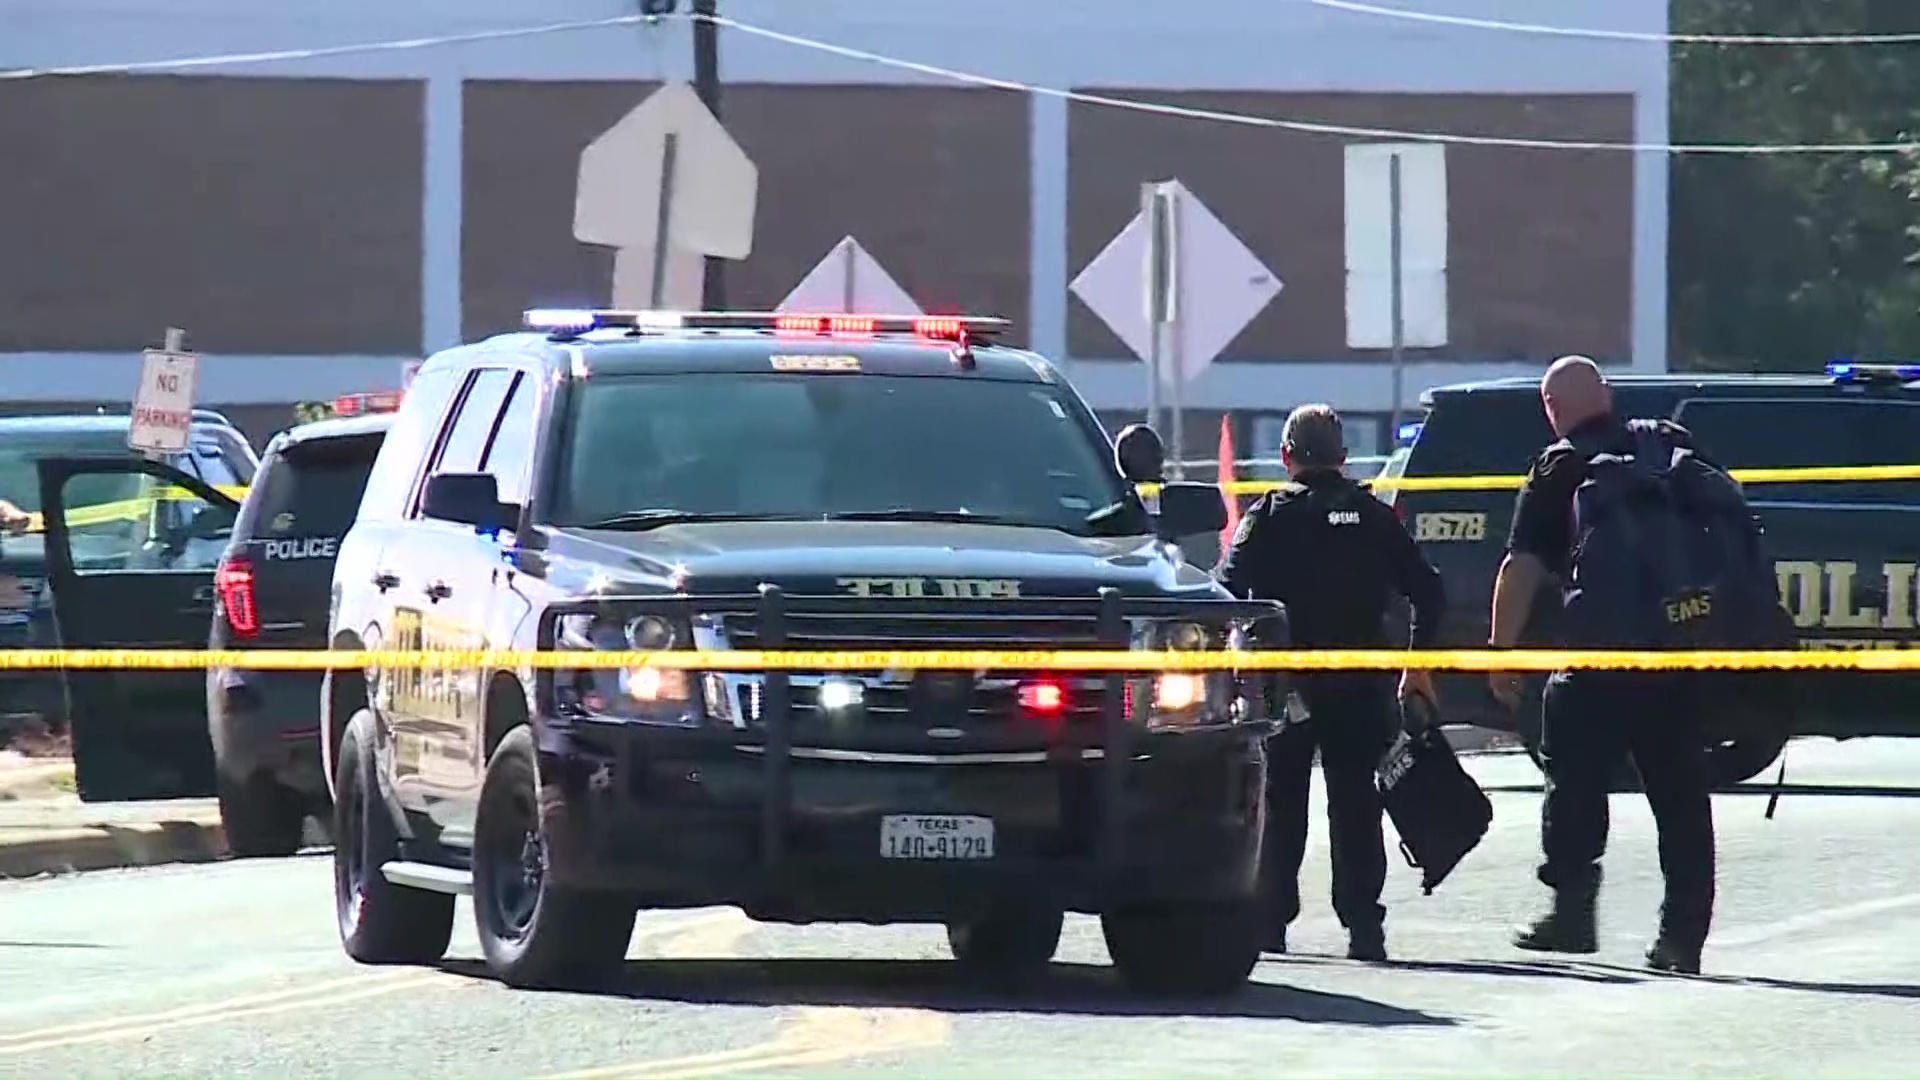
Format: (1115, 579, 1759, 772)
(552, 373, 1132, 535)
(0, 433, 143, 515)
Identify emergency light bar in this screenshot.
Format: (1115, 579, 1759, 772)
(1827, 360, 1920, 383)
(333, 391, 402, 416)
(523, 308, 1010, 341)
(1396, 421, 1424, 445)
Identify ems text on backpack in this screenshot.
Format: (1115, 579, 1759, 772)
(1558, 420, 1782, 650)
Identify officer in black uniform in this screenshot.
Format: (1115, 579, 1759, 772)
(1488, 355, 1716, 975)
(1217, 404, 1446, 962)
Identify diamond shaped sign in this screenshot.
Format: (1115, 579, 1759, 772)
(1070, 181, 1282, 386)
(778, 236, 923, 315)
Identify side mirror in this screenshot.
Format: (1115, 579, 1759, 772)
(1154, 481, 1229, 538)
(1114, 424, 1166, 484)
(422, 472, 515, 533)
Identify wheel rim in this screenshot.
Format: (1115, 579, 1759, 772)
(485, 788, 544, 940)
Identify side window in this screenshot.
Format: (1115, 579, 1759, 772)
(1676, 401, 1859, 470)
(481, 372, 538, 506)
(62, 468, 236, 576)
(429, 369, 514, 477)
(207, 430, 258, 486)
(359, 368, 459, 522)
(1856, 402, 1920, 504)
(1677, 399, 1892, 504)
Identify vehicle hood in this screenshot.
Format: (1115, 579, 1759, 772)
(543, 520, 1222, 597)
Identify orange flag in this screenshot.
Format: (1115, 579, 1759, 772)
(1217, 414, 1241, 553)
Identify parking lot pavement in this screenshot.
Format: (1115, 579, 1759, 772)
(0, 737, 1914, 1078)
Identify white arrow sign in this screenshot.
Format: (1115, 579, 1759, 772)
(1071, 181, 1281, 387)
(778, 237, 923, 315)
(575, 81, 759, 308)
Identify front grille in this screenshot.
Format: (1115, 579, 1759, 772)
(721, 609, 1122, 734)
(722, 609, 1107, 650)
(735, 673, 1121, 727)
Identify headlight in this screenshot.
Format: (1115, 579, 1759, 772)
(555, 612, 696, 721)
(1163, 622, 1213, 652)
(624, 615, 677, 650)
(1131, 620, 1221, 728)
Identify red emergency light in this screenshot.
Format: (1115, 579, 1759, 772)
(525, 308, 1009, 342)
(1016, 678, 1068, 717)
(333, 391, 402, 416)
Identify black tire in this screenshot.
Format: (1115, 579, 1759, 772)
(472, 726, 638, 989)
(332, 710, 454, 965)
(218, 772, 307, 858)
(946, 904, 1064, 984)
(1102, 899, 1261, 998)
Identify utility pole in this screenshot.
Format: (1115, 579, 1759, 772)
(691, 0, 726, 310)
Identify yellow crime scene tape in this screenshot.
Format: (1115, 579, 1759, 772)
(1, 648, 1917, 672)
(22, 484, 248, 534)
(1143, 462, 1920, 497)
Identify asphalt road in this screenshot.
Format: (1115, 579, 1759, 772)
(2, 740, 1918, 1079)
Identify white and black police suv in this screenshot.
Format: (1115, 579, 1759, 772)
(321, 308, 1285, 994)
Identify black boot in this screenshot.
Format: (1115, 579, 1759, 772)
(1513, 891, 1599, 955)
(1645, 936, 1701, 975)
(1263, 925, 1288, 955)
(1347, 926, 1387, 963)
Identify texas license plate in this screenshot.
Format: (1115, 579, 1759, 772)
(879, 814, 994, 860)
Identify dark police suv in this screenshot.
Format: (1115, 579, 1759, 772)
(321, 310, 1283, 994)
(1381, 360, 1920, 787)
(207, 400, 394, 855)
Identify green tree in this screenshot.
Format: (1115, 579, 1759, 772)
(1669, 0, 1920, 370)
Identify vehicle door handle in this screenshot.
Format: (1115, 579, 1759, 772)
(373, 571, 400, 593)
(424, 581, 451, 603)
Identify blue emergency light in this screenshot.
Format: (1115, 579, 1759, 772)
(523, 309, 1010, 340)
(1396, 421, 1424, 444)
(1826, 360, 1920, 382)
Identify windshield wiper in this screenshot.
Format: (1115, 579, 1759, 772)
(575, 510, 804, 532)
(824, 509, 1104, 537)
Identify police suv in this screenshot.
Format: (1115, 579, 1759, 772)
(1381, 360, 1920, 786)
(207, 396, 395, 855)
(11, 409, 257, 800)
(323, 309, 1282, 994)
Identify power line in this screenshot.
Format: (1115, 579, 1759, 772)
(1, 11, 1916, 154)
(705, 14, 1920, 154)
(0, 14, 649, 80)
(1305, 0, 1920, 47)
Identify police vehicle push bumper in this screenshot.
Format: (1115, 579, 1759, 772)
(532, 587, 1278, 921)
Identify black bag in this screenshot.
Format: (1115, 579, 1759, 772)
(1377, 700, 1493, 895)
(1560, 420, 1784, 651)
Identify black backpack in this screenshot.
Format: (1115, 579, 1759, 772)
(1559, 419, 1789, 652)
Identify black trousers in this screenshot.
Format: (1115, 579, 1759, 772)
(1537, 670, 1716, 947)
(1263, 675, 1396, 935)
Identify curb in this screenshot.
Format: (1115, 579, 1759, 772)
(0, 816, 227, 880)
